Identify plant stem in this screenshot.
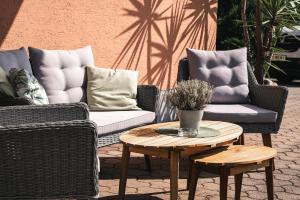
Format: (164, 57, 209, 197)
(241, 0, 250, 52)
(255, 0, 264, 84)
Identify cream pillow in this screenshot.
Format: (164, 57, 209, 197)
(87, 66, 140, 111)
(0, 67, 15, 97)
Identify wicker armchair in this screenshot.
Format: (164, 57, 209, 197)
(0, 103, 99, 199)
(178, 58, 289, 147)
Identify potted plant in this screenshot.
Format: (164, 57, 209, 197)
(167, 80, 213, 130)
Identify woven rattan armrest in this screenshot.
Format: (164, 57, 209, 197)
(0, 102, 89, 126)
(249, 84, 288, 131)
(137, 85, 159, 112)
(0, 120, 98, 199)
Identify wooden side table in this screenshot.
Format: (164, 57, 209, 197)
(188, 145, 277, 200)
(118, 121, 243, 200)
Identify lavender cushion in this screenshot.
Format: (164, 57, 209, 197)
(204, 104, 277, 123)
(0, 47, 32, 74)
(187, 48, 249, 103)
(29, 46, 94, 104)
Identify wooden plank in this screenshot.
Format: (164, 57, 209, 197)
(120, 121, 243, 149)
(194, 145, 277, 166)
(129, 146, 169, 158)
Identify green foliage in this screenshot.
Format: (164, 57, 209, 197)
(217, 0, 300, 79)
(167, 80, 213, 110)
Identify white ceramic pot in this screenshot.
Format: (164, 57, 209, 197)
(177, 110, 204, 130)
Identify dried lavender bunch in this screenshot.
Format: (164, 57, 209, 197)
(167, 79, 213, 110)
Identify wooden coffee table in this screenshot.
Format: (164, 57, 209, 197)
(118, 121, 243, 200)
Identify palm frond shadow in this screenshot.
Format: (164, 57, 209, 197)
(113, 0, 169, 74)
(113, 0, 217, 88)
(178, 0, 218, 54)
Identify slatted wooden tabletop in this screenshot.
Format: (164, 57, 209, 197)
(193, 145, 277, 166)
(120, 121, 243, 149)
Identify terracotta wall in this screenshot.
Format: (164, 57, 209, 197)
(0, 0, 217, 89)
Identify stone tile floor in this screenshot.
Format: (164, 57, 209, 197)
(98, 85, 300, 200)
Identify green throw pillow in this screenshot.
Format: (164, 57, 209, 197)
(87, 66, 140, 111)
(8, 68, 49, 105)
(0, 67, 15, 97)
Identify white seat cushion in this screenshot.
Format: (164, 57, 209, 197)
(204, 104, 277, 123)
(89, 110, 155, 135)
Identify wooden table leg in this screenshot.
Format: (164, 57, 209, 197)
(170, 150, 180, 200)
(187, 158, 194, 189)
(265, 159, 274, 200)
(119, 144, 130, 200)
(220, 167, 229, 200)
(234, 173, 243, 200)
(188, 164, 200, 200)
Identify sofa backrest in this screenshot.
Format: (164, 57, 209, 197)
(29, 46, 94, 104)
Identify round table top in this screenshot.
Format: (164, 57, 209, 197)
(120, 121, 243, 149)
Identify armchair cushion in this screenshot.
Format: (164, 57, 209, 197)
(203, 104, 277, 123)
(0, 47, 32, 74)
(89, 110, 155, 136)
(186, 48, 249, 103)
(29, 46, 94, 104)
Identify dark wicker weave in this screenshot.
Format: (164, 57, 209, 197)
(0, 103, 98, 199)
(0, 96, 34, 106)
(177, 58, 288, 145)
(0, 85, 158, 148)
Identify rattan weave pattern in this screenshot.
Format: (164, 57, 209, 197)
(0, 120, 98, 199)
(98, 132, 121, 147)
(0, 96, 34, 106)
(0, 85, 158, 149)
(137, 85, 159, 112)
(0, 103, 89, 126)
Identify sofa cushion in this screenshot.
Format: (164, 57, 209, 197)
(29, 46, 94, 104)
(0, 67, 15, 97)
(186, 48, 249, 103)
(8, 68, 49, 105)
(87, 66, 140, 111)
(89, 110, 155, 135)
(203, 104, 277, 123)
(0, 47, 32, 74)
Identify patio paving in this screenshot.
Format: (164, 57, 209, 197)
(98, 84, 300, 200)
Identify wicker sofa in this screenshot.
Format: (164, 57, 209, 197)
(0, 47, 158, 148)
(0, 47, 158, 199)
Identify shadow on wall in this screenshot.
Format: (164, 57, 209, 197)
(0, 0, 23, 47)
(113, 0, 217, 88)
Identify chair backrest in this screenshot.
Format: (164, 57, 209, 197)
(177, 57, 258, 88)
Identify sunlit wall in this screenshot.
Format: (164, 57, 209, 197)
(0, 0, 217, 89)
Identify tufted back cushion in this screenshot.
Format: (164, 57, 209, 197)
(186, 48, 249, 103)
(0, 47, 32, 74)
(29, 46, 94, 104)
